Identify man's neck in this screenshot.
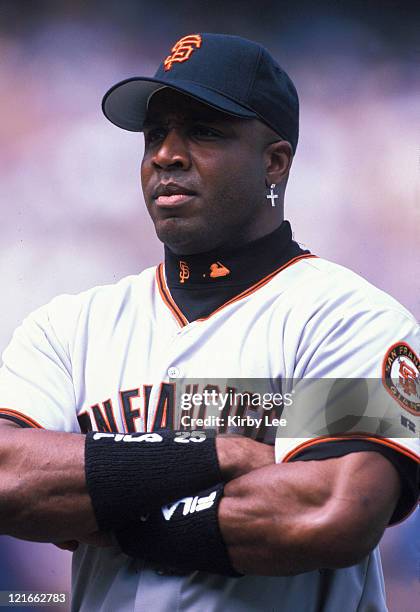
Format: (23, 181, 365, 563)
(160, 221, 310, 322)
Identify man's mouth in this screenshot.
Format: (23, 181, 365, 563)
(153, 183, 196, 207)
(156, 194, 193, 206)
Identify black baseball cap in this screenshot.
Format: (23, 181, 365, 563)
(102, 33, 299, 152)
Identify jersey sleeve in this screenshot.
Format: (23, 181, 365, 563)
(276, 301, 419, 523)
(0, 299, 79, 431)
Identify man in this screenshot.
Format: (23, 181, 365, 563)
(0, 33, 418, 612)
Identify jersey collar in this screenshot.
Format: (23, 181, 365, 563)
(164, 221, 303, 288)
(160, 221, 312, 324)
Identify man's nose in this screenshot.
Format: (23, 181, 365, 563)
(152, 130, 191, 170)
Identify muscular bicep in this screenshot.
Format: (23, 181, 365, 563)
(219, 450, 401, 575)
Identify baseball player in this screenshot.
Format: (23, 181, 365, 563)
(0, 33, 418, 612)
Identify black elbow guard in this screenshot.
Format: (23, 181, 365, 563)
(85, 430, 222, 532)
(116, 484, 241, 577)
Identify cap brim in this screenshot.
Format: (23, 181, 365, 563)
(102, 77, 257, 131)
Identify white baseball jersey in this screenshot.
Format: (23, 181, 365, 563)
(0, 251, 418, 612)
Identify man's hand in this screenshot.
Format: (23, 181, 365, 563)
(216, 434, 274, 480)
(55, 531, 115, 551)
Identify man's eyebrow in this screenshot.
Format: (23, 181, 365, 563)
(143, 118, 167, 129)
(189, 109, 238, 123)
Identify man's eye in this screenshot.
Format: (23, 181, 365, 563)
(191, 126, 220, 138)
(144, 129, 165, 144)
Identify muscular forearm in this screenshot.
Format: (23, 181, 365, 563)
(0, 427, 264, 545)
(218, 453, 400, 575)
(0, 422, 399, 575)
(0, 425, 97, 542)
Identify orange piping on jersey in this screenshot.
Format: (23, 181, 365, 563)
(156, 264, 189, 327)
(156, 254, 317, 326)
(197, 253, 317, 321)
(281, 434, 419, 464)
(0, 408, 44, 429)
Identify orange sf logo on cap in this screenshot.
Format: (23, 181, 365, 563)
(164, 34, 202, 71)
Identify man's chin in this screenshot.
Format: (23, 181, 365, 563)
(154, 217, 216, 255)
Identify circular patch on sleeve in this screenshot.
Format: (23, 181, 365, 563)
(382, 342, 419, 415)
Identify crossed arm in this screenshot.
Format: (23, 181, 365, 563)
(0, 420, 400, 575)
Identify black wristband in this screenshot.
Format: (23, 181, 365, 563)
(116, 483, 241, 577)
(85, 430, 222, 532)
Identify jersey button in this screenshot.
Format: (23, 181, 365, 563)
(167, 366, 181, 378)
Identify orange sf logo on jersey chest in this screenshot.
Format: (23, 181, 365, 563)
(164, 34, 202, 71)
(179, 261, 190, 283)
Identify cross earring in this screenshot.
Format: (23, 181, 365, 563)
(266, 183, 278, 207)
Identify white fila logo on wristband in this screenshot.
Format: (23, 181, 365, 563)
(92, 431, 207, 443)
(162, 490, 218, 521)
(92, 432, 163, 443)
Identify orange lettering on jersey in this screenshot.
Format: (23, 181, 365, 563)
(91, 400, 118, 433)
(77, 410, 93, 433)
(164, 34, 202, 71)
(120, 388, 141, 433)
(150, 383, 176, 431)
(210, 261, 230, 278)
(179, 260, 190, 283)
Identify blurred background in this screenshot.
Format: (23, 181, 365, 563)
(0, 1, 418, 610)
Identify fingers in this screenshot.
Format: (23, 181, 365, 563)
(78, 531, 115, 547)
(53, 531, 114, 551)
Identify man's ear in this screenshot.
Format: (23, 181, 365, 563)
(264, 141, 293, 186)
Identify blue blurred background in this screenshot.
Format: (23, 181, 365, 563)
(0, 1, 418, 610)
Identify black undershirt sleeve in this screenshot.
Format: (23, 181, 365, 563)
(0, 413, 33, 428)
(288, 440, 419, 524)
